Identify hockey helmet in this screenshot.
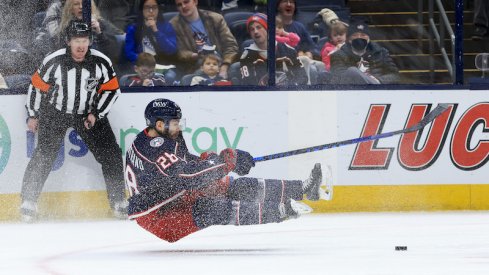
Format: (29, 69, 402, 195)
(144, 98, 182, 128)
(65, 19, 92, 41)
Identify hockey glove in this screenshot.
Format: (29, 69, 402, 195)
(219, 148, 255, 176)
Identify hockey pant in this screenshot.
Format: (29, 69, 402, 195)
(21, 106, 126, 209)
(135, 176, 304, 243)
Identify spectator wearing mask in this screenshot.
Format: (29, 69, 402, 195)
(330, 21, 400, 85)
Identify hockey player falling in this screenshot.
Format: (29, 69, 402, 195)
(125, 98, 332, 242)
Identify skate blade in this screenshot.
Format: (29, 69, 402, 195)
(319, 186, 333, 201)
(290, 199, 313, 215)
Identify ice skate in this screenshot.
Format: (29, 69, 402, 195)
(279, 198, 313, 220)
(20, 201, 38, 223)
(302, 163, 323, 201)
(113, 201, 128, 219)
(303, 163, 333, 201)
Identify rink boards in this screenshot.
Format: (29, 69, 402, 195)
(0, 90, 487, 220)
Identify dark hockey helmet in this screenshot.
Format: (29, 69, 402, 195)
(144, 98, 182, 128)
(65, 19, 92, 41)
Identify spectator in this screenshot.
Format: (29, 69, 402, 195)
(57, 0, 123, 55)
(320, 21, 347, 71)
(314, 7, 342, 40)
(239, 13, 306, 86)
(190, 53, 231, 85)
(330, 21, 400, 85)
(32, 0, 65, 62)
(127, 52, 167, 86)
(239, 13, 268, 85)
(43, 0, 66, 39)
(276, 0, 318, 59)
(275, 16, 300, 48)
(170, 0, 239, 79)
(124, 0, 177, 65)
(276, 0, 326, 84)
(21, 20, 127, 222)
(472, 0, 489, 40)
(0, 73, 7, 89)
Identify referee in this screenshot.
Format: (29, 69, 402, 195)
(21, 20, 127, 222)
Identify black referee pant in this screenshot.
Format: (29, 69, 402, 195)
(21, 105, 126, 209)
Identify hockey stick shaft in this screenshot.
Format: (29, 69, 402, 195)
(253, 104, 450, 162)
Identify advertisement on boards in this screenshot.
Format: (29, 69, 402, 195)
(0, 90, 487, 196)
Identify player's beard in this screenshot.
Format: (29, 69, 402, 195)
(157, 128, 181, 140)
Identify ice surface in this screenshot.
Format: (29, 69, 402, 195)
(2, 211, 489, 275)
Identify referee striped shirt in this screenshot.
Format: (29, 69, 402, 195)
(26, 48, 120, 119)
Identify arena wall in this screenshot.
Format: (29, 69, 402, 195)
(0, 90, 487, 220)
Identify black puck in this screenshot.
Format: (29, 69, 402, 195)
(395, 246, 407, 251)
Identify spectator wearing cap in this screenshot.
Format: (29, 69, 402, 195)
(330, 20, 400, 84)
(239, 13, 307, 86)
(238, 13, 268, 85)
(170, 0, 239, 78)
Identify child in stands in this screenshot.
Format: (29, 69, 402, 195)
(128, 53, 167, 86)
(190, 53, 231, 86)
(321, 21, 348, 71)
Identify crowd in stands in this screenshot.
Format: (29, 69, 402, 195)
(0, 0, 402, 89)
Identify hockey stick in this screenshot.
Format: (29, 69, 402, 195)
(253, 104, 450, 162)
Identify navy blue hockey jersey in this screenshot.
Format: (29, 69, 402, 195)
(125, 129, 230, 219)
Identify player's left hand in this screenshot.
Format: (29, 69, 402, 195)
(84, 113, 97, 129)
(220, 148, 255, 176)
(234, 149, 255, 176)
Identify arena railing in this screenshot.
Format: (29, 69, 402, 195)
(419, 0, 464, 84)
